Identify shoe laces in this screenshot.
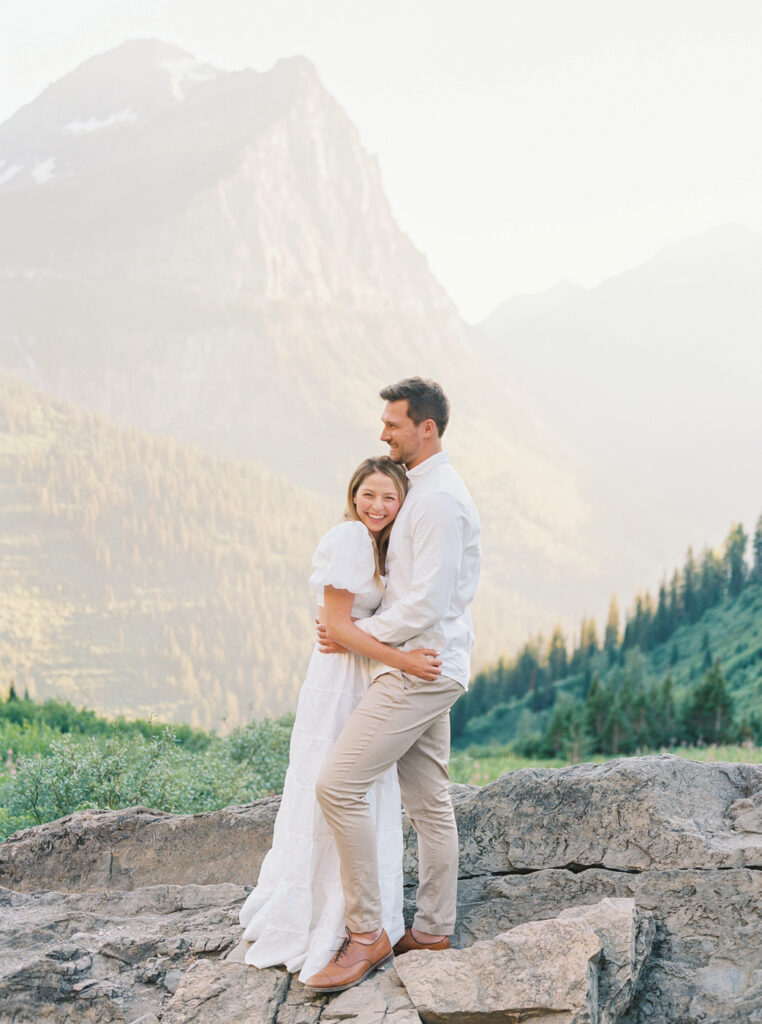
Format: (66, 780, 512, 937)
(333, 927, 353, 962)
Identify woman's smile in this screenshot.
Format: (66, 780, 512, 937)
(353, 471, 402, 534)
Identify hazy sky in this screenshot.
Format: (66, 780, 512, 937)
(3, 0, 762, 320)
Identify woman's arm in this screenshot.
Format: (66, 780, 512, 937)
(321, 586, 441, 681)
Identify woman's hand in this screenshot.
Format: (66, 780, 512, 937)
(402, 648, 442, 681)
(316, 619, 349, 654)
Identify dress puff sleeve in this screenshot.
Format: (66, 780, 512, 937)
(308, 521, 376, 599)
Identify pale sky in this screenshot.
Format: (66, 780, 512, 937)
(3, 0, 762, 321)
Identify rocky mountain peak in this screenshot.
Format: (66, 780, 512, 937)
(0, 38, 448, 315)
(0, 39, 221, 177)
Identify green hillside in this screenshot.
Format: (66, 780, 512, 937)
(0, 374, 332, 730)
(453, 518, 762, 757)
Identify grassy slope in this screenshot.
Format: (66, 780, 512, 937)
(455, 580, 762, 749)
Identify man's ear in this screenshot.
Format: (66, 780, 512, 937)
(423, 419, 437, 438)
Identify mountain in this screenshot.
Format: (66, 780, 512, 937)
(0, 372, 334, 729)
(0, 36, 472, 481)
(0, 39, 607, 672)
(478, 224, 762, 566)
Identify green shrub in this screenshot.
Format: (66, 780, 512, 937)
(228, 714, 293, 790)
(0, 722, 290, 840)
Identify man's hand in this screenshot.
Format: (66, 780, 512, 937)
(316, 619, 349, 655)
(403, 648, 442, 681)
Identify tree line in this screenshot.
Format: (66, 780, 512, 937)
(452, 512, 762, 755)
(530, 660, 754, 763)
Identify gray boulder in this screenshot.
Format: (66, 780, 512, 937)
(453, 754, 762, 874)
(395, 917, 602, 1024)
(557, 899, 654, 1024)
(394, 898, 651, 1024)
(0, 799, 280, 893)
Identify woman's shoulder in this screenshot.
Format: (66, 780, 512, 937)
(318, 520, 370, 546)
(309, 520, 375, 595)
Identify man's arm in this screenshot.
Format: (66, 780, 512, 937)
(356, 490, 464, 646)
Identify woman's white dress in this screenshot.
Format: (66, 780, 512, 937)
(238, 520, 405, 981)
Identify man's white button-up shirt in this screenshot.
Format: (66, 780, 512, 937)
(357, 451, 481, 688)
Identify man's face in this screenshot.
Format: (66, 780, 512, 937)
(380, 400, 427, 468)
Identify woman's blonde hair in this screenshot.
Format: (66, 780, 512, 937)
(345, 457, 408, 578)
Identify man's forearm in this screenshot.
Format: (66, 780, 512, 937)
(356, 589, 447, 645)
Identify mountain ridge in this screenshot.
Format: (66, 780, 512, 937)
(477, 221, 762, 574)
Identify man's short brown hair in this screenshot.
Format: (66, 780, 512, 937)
(379, 377, 450, 436)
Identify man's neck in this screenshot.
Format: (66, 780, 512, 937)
(406, 444, 443, 471)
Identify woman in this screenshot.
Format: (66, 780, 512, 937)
(238, 456, 441, 981)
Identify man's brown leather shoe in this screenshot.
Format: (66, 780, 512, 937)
(304, 928, 393, 993)
(393, 927, 451, 955)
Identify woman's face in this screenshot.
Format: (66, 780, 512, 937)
(353, 471, 402, 535)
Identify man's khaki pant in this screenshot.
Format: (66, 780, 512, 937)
(315, 671, 463, 934)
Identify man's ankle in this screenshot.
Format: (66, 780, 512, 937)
(411, 926, 446, 943)
(352, 927, 383, 943)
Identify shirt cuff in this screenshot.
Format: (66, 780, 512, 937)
(355, 616, 378, 637)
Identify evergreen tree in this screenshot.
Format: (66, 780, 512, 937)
(516, 644, 541, 700)
(581, 618, 598, 659)
(668, 570, 682, 628)
(683, 661, 734, 744)
(450, 694, 467, 739)
(604, 596, 620, 654)
(629, 685, 650, 749)
(682, 548, 700, 623)
(737, 712, 762, 745)
(623, 595, 646, 651)
(649, 674, 679, 748)
(702, 629, 713, 670)
(466, 672, 489, 719)
(547, 625, 568, 681)
(699, 548, 724, 613)
(584, 675, 609, 751)
(528, 668, 554, 712)
(724, 523, 748, 597)
(601, 697, 636, 755)
(542, 696, 591, 762)
(652, 582, 671, 645)
(752, 514, 762, 583)
(629, 593, 655, 651)
(491, 657, 508, 702)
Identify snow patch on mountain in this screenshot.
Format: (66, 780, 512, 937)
(32, 158, 56, 184)
(66, 108, 139, 134)
(0, 161, 23, 186)
(160, 57, 219, 101)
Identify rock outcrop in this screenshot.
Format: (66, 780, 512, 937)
(0, 799, 280, 894)
(2, 754, 762, 1023)
(395, 898, 652, 1024)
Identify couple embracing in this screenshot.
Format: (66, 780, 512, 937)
(238, 376, 481, 993)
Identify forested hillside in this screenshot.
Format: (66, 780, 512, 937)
(0, 374, 333, 729)
(453, 514, 762, 757)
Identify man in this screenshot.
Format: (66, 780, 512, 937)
(306, 376, 481, 993)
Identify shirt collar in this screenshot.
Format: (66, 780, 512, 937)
(405, 450, 450, 485)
